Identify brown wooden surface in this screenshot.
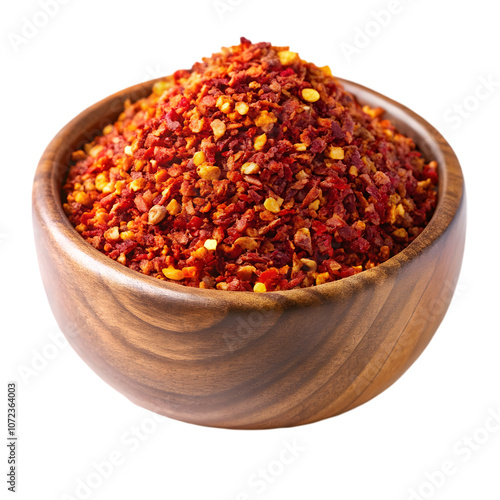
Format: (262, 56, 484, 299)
(32, 79, 466, 429)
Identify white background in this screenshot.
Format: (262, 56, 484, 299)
(2, 0, 500, 499)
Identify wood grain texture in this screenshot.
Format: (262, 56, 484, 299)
(32, 79, 466, 429)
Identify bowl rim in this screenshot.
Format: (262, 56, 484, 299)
(33, 77, 465, 309)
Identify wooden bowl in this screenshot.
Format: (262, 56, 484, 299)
(32, 78, 466, 429)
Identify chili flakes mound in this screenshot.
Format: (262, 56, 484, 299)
(63, 38, 438, 292)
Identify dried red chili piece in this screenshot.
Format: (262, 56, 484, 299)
(63, 39, 438, 291)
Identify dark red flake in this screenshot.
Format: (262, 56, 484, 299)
(63, 40, 438, 292)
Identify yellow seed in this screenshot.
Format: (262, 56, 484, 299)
(349, 165, 358, 176)
(320, 65, 332, 76)
(189, 115, 205, 134)
(104, 226, 120, 240)
(296, 170, 308, 180)
(191, 246, 208, 259)
(241, 162, 260, 175)
(114, 180, 125, 194)
(327, 146, 345, 160)
(253, 282, 267, 293)
(362, 105, 384, 118)
(234, 237, 259, 251)
(166, 199, 181, 216)
(388, 205, 397, 224)
(396, 203, 405, 216)
(118, 168, 130, 180)
(204, 239, 218, 251)
(182, 266, 197, 278)
(354, 220, 366, 232)
(120, 231, 134, 241)
(95, 172, 108, 192)
(363, 105, 374, 117)
(94, 210, 108, 224)
(117, 253, 126, 265)
(74, 191, 91, 205)
(197, 164, 221, 181)
(75, 223, 86, 233)
(130, 178, 146, 191)
(264, 197, 282, 214)
(211, 119, 226, 139)
(216, 95, 232, 113)
(155, 169, 168, 182)
(254, 133, 267, 151)
(102, 181, 115, 194)
(301, 88, 320, 103)
(148, 204, 167, 225)
(89, 145, 104, 158)
(162, 266, 184, 280)
(418, 178, 432, 189)
(254, 110, 277, 130)
(235, 102, 249, 115)
(278, 50, 299, 65)
(103, 124, 113, 135)
(308, 199, 320, 211)
(71, 150, 86, 161)
(124, 145, 133, 156)
(193, 151, 206, 166)
(393, 228, 408, 239)
(315, 272, 330, 286)
(294, 143, 308, 151)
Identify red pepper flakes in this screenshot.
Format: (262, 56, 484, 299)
(63, 38, 438, 292)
